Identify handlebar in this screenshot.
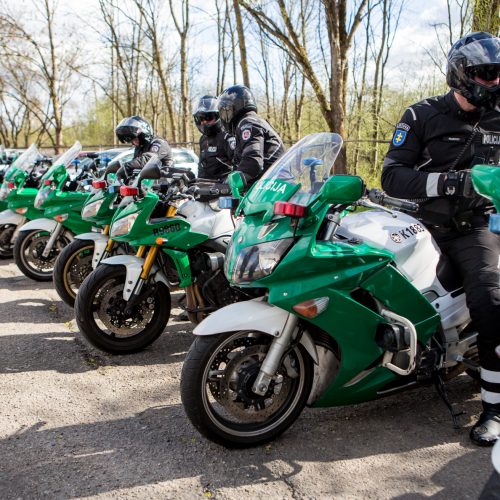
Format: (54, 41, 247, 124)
(366, 188, 419, 212)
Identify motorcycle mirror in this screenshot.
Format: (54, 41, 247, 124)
(318, 175, 364, 204)
(227, 171, 246, 199)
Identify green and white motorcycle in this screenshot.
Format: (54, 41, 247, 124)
(180, 132, 486, 447)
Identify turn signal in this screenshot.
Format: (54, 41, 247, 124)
(292, 297, 330, 319)
(92, 180, 107, 189)
(120, 186, 138, 196)
(54, 214, 69, 222)
(43, 179, 52, 186)
(7, 182, 15, 189)
(274, 201, 306, 217)
(15, 207, 28, 214)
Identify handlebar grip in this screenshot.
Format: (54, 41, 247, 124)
(384, 196, 419, 212)
(367, 188, 419, 212)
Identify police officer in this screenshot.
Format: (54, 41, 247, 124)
(217, 84, 285, 186)
(193, 95, 235, 180)
(115, 115, 173, 172)
(381, 32, 500, 446)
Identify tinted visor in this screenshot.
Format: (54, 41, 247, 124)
(193, 112, 218, 125)
(469, 64, 500, 81)
(116, 125, 140, 143)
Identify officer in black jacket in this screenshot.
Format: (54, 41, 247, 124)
(115, 116, 173, 173)
(193, 95, 235, 180)
(218, 84, 284, 186)
(381, 32, 500, 446)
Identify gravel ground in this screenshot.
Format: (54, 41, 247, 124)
(0, 259, 495, 499)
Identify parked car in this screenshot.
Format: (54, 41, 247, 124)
(172, 147, 199, 177)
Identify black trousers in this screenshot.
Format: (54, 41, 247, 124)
(431, 224, 500, 405)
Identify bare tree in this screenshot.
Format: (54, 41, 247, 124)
(233, 0, 250, 86)
(169, 0, 191, 144)
(240, 0, 368, 173)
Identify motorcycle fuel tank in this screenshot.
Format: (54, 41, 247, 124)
(177, 200, 234, 239)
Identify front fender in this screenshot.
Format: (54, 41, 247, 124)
(0, 209, 25, 226)
(193, 299, 319, 364)
(19, 218, 58, 233)
(99, 254, 169, 300)
(76, 232, 109, 269)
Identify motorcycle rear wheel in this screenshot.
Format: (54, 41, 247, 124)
(14, 229, 71, 281)
(75, 264, 171, 354)
(53, 239, 94, 307)
(0, 224, 15, 258)
(181, 330, 314, 448)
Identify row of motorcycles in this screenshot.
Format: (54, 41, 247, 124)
(1, 133, 499, 451)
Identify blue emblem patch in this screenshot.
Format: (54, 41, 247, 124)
(392, 129, 407, 147)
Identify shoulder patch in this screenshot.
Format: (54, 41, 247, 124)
(241, 129, 251, 141)
(395, 122, 410, 132)
(150, 144, 160, 153)
(392, 128, 408, 147)
(239, 122, 252, 131)
(228, 137, 236, 150)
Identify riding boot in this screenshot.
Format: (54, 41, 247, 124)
(470, 402, 500, 447)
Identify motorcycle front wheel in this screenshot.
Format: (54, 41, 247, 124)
(53, 239, 94, 307)
(180, 330, 314, 448)
(0, 224, 16, 258)
(14, 229, 71, 281)
(75, 264, 171, 354)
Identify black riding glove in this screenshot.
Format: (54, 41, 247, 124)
(438, 170, 475, 197)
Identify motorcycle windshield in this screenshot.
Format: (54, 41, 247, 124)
(11, 144, 40, 171)
(52, 141, 82, 169)
(242, 133, 343, 215)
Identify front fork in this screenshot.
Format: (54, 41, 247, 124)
(10, 216, 27, 243)
(252, 313, 299, 396)
(124, 245, 159, 314)
(41, 222, 64, 258)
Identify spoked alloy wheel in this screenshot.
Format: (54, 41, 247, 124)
(75, 264, 171, 354)
(181, 330, 314, 448)
(53, 239, 94, 307)
(14, 229, 71, 281)
(0, 224, 16, 258)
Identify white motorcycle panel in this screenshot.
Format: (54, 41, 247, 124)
(338, 210, 441, 292)
(0, 209, 25, 226)
(177, 200, 234, 239)
(19, 217, 58, 233)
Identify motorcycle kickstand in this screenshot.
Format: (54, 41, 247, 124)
(433, 372, 465, 429)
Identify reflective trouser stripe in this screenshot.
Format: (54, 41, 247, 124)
(481, 368, 500, 384)
(481, 368, 500, 404)
(481, 388, 500, 404)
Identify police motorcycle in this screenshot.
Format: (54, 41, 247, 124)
(75, 158, 257, 354)
(180, 132, 485, 447)
(0, 145, 48, 258)
(13, 142, 100, 281)
(52, 157, 135, 307)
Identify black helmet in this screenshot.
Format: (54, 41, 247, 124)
(115, 116, 154, 145)
(193, 95, 221, 136)
(218, 84, 257, 129)
(447, 32, 500, 109)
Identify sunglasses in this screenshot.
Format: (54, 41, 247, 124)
(471, 65, 500, 81)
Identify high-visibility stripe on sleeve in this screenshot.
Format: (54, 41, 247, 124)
(481, 368, 500, 384)
(426, 173, 441, 197)
(482, 388, 500, 404)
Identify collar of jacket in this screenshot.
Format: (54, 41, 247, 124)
(444, 91, 483, 122)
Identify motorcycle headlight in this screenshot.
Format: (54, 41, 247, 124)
(0, 186, 9, 200)
(82, 199, 105, 220)
(110, 213, 138, 237)
(230, 238, 294, 284)
(34, 187, 50, 208)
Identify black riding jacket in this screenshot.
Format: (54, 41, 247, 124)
(198, 130, 235, 180)
(381, 91, 500, 226)
(126, 136, 173, 171)
(232, 111, 285, 185)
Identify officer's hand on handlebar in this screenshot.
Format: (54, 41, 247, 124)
(439, 169, 475, 198)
